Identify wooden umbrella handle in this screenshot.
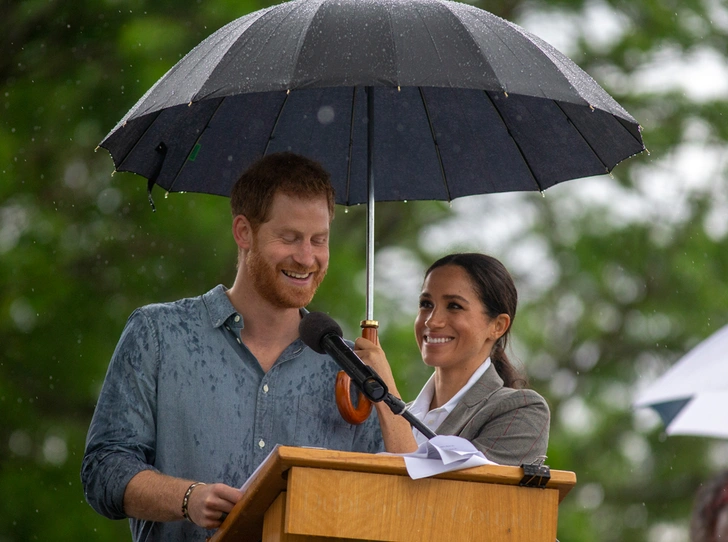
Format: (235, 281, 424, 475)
(335, 320, 378, 424)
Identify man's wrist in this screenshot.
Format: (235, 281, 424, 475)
(181, 481, 206, 523)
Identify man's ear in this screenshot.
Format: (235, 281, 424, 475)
(232, 215, 253, 250)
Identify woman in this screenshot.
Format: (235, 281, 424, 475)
(354, 253, 550, 466)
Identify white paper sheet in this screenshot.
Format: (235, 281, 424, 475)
(398, 435, 497, 479)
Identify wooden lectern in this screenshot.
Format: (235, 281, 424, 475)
(209, 446, 576, 542)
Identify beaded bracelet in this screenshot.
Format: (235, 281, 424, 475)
(182, 481, 207, 523)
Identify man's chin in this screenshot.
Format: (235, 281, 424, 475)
(270, 285, 318, 309)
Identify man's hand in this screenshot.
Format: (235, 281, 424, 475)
(186, 482, 243, 529)
(123, 470, 243, 527)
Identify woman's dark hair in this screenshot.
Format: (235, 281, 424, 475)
(425, 253, 527, 388)
(690, 470, 728, 542)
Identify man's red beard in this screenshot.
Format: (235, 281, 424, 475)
(246, 244, 327, 309)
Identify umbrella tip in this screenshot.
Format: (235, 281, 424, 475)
(111, 169, 116, 177)
(188, 101, 192, 107)
(504, 91, 509, 98)
(94, 145, 99, 152)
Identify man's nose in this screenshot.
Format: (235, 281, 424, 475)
(293, 240, 316, 266)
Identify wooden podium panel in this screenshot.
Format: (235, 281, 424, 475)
(210, 446, 576, 542)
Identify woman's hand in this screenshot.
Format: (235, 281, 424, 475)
(353, 337, 397, 393)
(353, 337, 419, 453)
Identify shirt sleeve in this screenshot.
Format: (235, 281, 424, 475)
(470, 389, 550, 466)
(80, 308, 161, 519)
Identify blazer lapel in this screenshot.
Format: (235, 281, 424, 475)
(436, 363, 504, 436)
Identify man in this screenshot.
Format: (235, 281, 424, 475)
(81, 153, 383, 541)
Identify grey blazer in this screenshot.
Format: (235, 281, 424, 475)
(435, 363, 550, 466)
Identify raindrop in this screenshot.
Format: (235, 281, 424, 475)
(42, 435, 68, 465)
(8, 430, 32, 456)
(97, 188, 122, 214)
(317, 105, 335, 125)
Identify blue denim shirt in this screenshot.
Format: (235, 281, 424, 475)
(81, 285, 383, 542)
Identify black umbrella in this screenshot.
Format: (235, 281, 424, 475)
(100, 0, 645, 424)
(100, 0, 644, 322)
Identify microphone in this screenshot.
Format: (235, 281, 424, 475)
(299, 311, 437, 440)
(299, 312, 388, 402)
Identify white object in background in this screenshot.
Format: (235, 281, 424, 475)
(634, 323, 728, 438)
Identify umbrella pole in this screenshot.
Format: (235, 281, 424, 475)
(334, 87, 377, 425)
(365, 86, 375, 323)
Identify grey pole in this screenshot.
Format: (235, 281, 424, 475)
(365, 86, 375, 322)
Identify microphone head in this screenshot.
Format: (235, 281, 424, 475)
(299, 312, 343, 354)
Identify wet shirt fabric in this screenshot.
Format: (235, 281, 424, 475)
(81, 285, 384, 542)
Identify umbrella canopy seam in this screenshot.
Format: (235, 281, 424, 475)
(481, 89, 543, 192)
(552, 100, 610, 175)
(418, 87, 452, 201)
(165, 98, 229, 194)
(345, 86, 358, 205)
(113, 110, 163, 172)
(263, 91, 292, 157)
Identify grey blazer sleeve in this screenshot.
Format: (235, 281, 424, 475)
(435, 364, 550, 466)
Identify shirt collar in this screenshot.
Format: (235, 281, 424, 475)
(202, 285, 238, 329)
(201, 284, 311, 329)
(409, 357, 492, 417)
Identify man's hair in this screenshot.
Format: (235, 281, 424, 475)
(230, 152, 335, 230)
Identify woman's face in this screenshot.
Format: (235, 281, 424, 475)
(414, 265, 507, 373)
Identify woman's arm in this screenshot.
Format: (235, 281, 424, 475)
(353, 337, 419, 453)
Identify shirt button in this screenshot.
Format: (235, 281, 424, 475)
(263, 384, 269, 393)
(234, 315, 240, 322)
(258, 439, 265, 448)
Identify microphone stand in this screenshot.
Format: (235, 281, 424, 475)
(348, 368, 437, 440)
(316, 331, 437, 440)
(381, 393, 437, 440)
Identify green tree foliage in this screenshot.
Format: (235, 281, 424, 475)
(2, 0, 727, 540)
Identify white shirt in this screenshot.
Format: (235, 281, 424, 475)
(408, 358, 492, 445)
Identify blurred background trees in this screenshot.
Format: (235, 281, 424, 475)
(2, 0, 727, 540)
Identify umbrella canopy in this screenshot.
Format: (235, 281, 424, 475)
(100, 0, 644, 205)
(634, 323, 728, 439)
